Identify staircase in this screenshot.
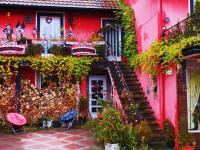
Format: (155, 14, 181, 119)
(107, 61, 167, 149)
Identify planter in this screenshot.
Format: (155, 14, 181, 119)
(105, 143, 120, 150)
(33, 53, 41, 57)
(47, 120, 53, 128)
(182, 146, 195, 150)
(42, 121, 47, 128)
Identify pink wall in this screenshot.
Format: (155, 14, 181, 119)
(66, 11, 113, 41)
(126, 0, 189, 127)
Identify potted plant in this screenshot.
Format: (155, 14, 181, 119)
(163, 119, 175, 149)
(95, 45, 105, 59)
(178, 116, 195, 150)
(26, 44, 44, 56)
(48, 45, 62, 55)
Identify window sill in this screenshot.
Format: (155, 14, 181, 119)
(188, 130, 200, 133)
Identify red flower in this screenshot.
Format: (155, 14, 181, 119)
(97, 113, 103, 119)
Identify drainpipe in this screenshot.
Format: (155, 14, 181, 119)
(159, 0, 166, 127)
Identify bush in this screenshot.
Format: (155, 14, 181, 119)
(135, 120, 152, 144)
(163, 119, 175, 148)
(88, 107, 137, 149)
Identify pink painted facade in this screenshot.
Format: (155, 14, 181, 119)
(125, 0, 190, 148)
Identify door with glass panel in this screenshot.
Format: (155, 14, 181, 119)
(102, 19, 122, 61)
(89, 75, 107, 118)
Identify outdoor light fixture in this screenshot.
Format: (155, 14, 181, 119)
(164, 17, 170, 23)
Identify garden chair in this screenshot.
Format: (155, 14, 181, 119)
(60, 109, 78, 130)
(6, 113, 27, 134)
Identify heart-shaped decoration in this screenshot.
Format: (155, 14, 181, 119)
(46, 17, 52, 24)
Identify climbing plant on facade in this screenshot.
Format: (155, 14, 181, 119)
(130, 36, 200, 77)
(0, 56, 97, 81)
(115, 0, 137, 61)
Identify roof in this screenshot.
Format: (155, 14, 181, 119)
(0, 0, 119, 10)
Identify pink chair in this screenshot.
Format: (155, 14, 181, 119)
(7, 113, 27, 134)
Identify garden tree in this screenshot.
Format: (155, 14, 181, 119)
(195, 0, 200, 14)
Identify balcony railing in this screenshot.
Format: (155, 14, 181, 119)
(162, 13, 200, 39)
(0, 38, 105, 56)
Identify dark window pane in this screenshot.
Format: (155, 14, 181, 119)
(92, 107, 97, 112)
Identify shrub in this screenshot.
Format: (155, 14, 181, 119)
(163, 119, 175, 148)
(135, 120, 152, 144)
(88, 107, 137, 149)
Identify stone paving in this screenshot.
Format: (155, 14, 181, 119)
(0, 129, 98, 150)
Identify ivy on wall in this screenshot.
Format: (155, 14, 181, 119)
(0, 56, 97, 81)
(130, 36, 200, 77)
(115, 0, 137, 61)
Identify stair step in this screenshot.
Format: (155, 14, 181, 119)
(142, 115, 157, 121)
(148, 141, 167, 149)
(140, 109, 154, 115)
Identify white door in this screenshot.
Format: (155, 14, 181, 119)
(40, 16, 61, 39)
(89, 75, 107, 118)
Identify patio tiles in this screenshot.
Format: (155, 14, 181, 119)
(0, 129, 98, 150)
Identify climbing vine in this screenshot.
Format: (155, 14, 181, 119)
(115, 0, 137, 61)
(0, 56, 97, 81)
(130, 36, 200, 77)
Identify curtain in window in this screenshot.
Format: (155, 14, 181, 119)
(40, 16, 61, 39)
(187, 60, 200, 129)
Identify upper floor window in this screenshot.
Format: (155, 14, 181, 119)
(186, 60, 200, 132)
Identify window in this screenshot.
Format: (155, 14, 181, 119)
(187, 60, 200, 132)
(36, 72, 60, 89)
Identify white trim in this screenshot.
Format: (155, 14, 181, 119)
(88, 75, 107, 118)
(189, 130, 200, 133)
(36, 11, 65, 39)
(186, 64, 191, 131)
(189, 0, 191, 15)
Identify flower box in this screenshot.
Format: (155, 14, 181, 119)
(182, 146, 195, 150)
(105, 143, 120, 150)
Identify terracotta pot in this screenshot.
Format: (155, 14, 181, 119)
(33, 53, 41, 57)
(182, 146, 195, 150)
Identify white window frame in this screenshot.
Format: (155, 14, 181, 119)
(186, 60, 200, 133)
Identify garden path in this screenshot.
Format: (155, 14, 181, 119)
(0, 129, 98, 150)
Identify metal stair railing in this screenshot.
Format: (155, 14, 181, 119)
(106, 43, 142, 122)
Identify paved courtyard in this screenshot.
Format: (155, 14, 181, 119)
(0, 129, 98, 150)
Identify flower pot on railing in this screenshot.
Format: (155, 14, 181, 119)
(26, 44, 44, 56)
(105, 143, 120, 150)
